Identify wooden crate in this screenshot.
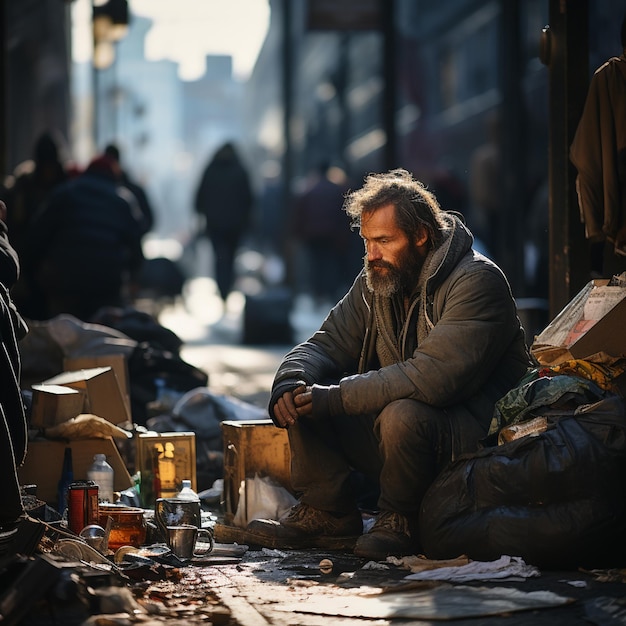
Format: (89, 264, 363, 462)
(221, 419, 292, 525)
(135, 432, 197, 508)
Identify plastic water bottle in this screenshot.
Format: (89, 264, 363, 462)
(87, 454, 114, 503)
(175, 479, 201, 528)
(176, 479, 200, 502)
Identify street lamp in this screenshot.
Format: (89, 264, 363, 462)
(92, 0, 129, 146)
(92, 0, 129, 70)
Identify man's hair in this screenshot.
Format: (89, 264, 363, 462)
(344, 168, 445, 247)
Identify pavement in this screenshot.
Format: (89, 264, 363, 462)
(157, 275, 327, 410)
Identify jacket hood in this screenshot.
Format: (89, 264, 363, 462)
(372, 211, 475, 356)
(420, 211, 474, 297)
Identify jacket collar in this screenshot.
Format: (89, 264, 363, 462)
(418, 211, 474, 298)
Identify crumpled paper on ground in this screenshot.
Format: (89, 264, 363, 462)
(388, 554, 470, 573)
(400, 555, 540, 583)
(44, 414, 133, 440)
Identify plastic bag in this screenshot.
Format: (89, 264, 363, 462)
(233, 473, 297, 528)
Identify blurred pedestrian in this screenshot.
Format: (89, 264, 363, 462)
(194, 142, 254, 303)
(24, 154, 145, 321)
(0, 199, 29, 557)
(570, 15, 626, 278)
(104, 143, 155, 238)
(293, 162, 351, 306)
(1, 130, 70, 319)
(257, 159, 285, 257)
(468, 111, 502, 258)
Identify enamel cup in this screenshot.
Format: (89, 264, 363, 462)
(166, 524, 213, 560)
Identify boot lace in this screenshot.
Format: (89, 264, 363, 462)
(284, 503, 312, 524)
(373, 511, 410, 536)
(282, 503, 360, 535)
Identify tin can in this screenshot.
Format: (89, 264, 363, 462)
(68, 480, 99, 534)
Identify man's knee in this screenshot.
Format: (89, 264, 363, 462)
(376, 399, 443, 447)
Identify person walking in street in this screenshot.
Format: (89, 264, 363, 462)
(24, 153, 145, 321)
(293, 162, 352, 306)
(248, 168, 532, 560)
(104, 143, 155, 239)
(194, 142, 254, 304)
(1, 130, 70, 319)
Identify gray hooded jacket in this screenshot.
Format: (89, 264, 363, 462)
(269, 213, 531, 424)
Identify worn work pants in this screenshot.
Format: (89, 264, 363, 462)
(287, 399, 490, 519)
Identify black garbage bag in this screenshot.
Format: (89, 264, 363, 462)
(91, 305, 184, 354)
(419, 395, 626, 570)
(138, 256, 187, 300)
(127, 342, 209, 425)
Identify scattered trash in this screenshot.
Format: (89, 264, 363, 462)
(362, 560, 390, 570)
(403, 555, 540, 583)
(261, 547, 288, 559)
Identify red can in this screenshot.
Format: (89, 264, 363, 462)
(68, 480, 99, 534)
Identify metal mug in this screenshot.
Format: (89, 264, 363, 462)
(79, 524, 108, 554)
(155, 497, 201, 539)
(166, 524, 213, 561)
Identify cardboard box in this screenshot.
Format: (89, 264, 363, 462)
(221, 419, 292, 524)
(42, 366, 130, 425)
(135, 432, 196, 508)
(30, 384, 85, 428)
(18, 436, 134, 507)
(532, 279, 626, 365)
(64, 354, 130, 415)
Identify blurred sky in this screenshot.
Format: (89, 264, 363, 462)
(73, 0, 271, 81)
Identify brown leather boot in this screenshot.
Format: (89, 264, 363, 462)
(246, 502, 363, 550)
(354, 511, 420, 560)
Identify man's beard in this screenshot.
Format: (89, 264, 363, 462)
(364, 244, 425, 297)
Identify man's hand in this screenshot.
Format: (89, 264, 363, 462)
(272, 383, 313, 428)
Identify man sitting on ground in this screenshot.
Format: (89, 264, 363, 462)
(249, 168, 532, 560)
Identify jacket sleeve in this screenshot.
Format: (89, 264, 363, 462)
(339, 263, 527, 416)
(0, 219, 20, 288)
(0, 217, 28, 470)
(267, 274, 371, 424)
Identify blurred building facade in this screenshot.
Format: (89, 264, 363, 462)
(89, 15, 246, 243)
(2, 0, 625, 307)
(242, 0, 624, 303)
(1, 0, 72, 175)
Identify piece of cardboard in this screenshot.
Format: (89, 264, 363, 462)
(220, 419, 292, 524)
(30, 384, 86, 428)
(18, 436, 133, 507)
(532, 279, 626, 365)
(64, 354, 131, 415)
(135, 432, 197, 508)
(42, 366, 130, 425)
